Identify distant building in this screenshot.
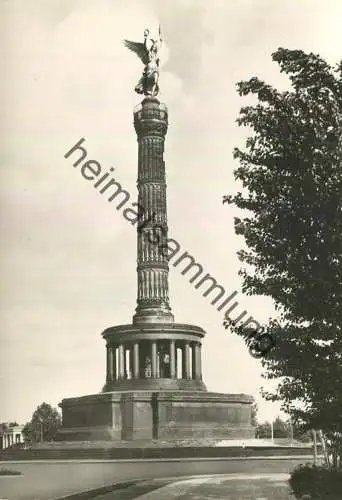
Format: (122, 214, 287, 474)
(0, 423, 24, 449)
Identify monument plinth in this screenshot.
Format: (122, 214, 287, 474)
(58, 30, 254, 443)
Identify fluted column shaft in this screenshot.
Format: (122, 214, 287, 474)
(133, 99, 174, 324)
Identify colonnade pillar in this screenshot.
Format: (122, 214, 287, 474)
(111, 347, 116, 381)
(106, 339, 202, 383)
(197, 343, 202, 380)
(169, 340, 176, 379)
(191, 344, 196, 380)
(179, 341, 202, 381)
(106, 346, 111, 383)
(133, 343, 139, 379)
(151, 341, 157, 378)
(184, 342, 191, 379)
(118, 344, 125, 379)
(194, 342, 202, 380)
(106, 345, 116, 383)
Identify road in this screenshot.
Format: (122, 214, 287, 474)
(0, 457, 312, 500)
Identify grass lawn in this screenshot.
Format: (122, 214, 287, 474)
(0, 467, 22, 476)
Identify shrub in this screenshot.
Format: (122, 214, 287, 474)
(0, 467, 21, 476)
(289, 464, 342, 499)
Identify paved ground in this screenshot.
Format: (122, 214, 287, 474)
(129, 474, 294, 499)
(0, 459, 309, 500)
(77, 474, 295, 499)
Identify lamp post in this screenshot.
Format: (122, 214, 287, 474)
(289, 418, 293, 446)
(312, 429, 317, 465)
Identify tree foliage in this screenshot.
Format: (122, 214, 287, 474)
(256, 417, 294, 439)
(225, 48, 342, 441)
(22, 402, 61, 444)
(273, 416, 290, 438)
(251, 402, 258, 426)
(256, 421, 272, 439)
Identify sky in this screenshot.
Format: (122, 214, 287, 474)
(1, 0, 342, 425)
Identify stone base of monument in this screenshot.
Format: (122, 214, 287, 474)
(57, 391, 254, 442)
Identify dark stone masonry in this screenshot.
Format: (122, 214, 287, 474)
(58, 97, 254, 442)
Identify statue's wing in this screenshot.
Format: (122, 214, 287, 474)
(123, 40, 148, 65)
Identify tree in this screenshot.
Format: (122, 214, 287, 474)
(256, 421, 272, 439)
(251, 402, 258, 427)
(292, 424, 312, 443)
(225, 48, 342, 463)
(273, 416, 290, 439)
(255, 417, 291, 439)
(22, 403, 62, 444)
(21, 422, 32, 444)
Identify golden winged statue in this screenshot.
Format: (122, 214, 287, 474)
(123, 26, 163, 97)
